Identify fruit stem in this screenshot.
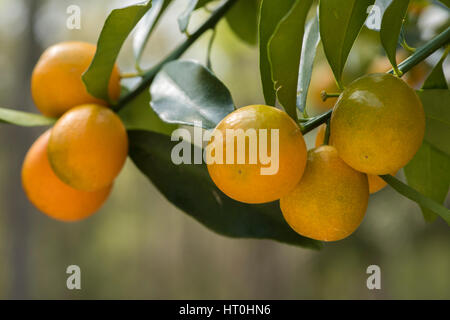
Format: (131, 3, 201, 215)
(320, 91, 340, 102)
(300, 109, 332, 134)
(113, 0, 239, 111)
(324, 119, 331, 145)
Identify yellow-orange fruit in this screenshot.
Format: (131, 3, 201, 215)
(315, 124, 395, 194)
(367, 174, 389, 194)
(207, 105, 307, 204)
(280, 146, 369, 241)
(48, 104, 128, 191)
(31, 41, 121, 117)
(22, 130, 112, 222)
(330, 73, 425, 175)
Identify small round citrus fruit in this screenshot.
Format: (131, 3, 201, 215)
(314, 124, 328, 148)
(31, 41, 121, 117)
(22, 130, 112, 222)
(367, 174, 390, 194)
(315, 124, 395, 194)
(330, 73, 425, 175)
(206, 105, 307, 204)
(48, 104, 128, 191)
(280, 145, 369, 241)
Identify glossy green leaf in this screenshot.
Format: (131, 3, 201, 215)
(268, 0, 313, 120)
(150, 60, 235, 129)
(83, 1, 152, 101)
(0, 108, 56, 127)
(225, 0, 259, 45)
(380, 0, 410, 75)
(118, 89, 176, 136)
(128, 130, 322, 249)
(417, 90, 450, 156)
(297, 14, 320, 113)
(382, 174, 450, 225)
(422, 50, 449, 90)
(133, 0, 169, 67)
(259, 0, 295, 106)
(319, 0, 375, 86)
(404, 142, 450, 222)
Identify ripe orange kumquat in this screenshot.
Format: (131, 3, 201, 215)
(22, 130, 112, 222)
(330, 73, 425, 175)
(207, 105, 307, 204)
(31, 41, 121, 117)
(280, 145, 369, 241)
(48, 104, 128, 192)
(315, 124, 396, 194)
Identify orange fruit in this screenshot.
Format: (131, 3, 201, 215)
(280, 145, 369, 241)
(315, 124, 395, 193)
(22, 130, 112, 222)
(314, 123, 329, 148)
(31, 41, 121, 117)
(367, 174, 390, 194)
(407, 0, 429, 17)
(206, 105, 307, 204)
(330, 73, 425, 175)
(48, 104, 128, 191)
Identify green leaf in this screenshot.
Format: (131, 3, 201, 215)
(380, 0, 410, 75)
(178, 0, 198, 33)
(422, 49, 449, 90)
(133, 0, 169, 68)
(382, 174, 450, 225)
(319, 0, 375, 86)
(268, 0, 313, 120)
(0, 108, 56, 127)
(128, 130, 322, 249)
(225, 0, 259, 45)
(118, 88, 176, 136)
(297, 14, 320, 113)
(259, 0, 295, 106)
(150, 60, 235, 129)
(404, 142, 450, 222)
(82, 1, 152, 101)
(417, 90, 450, 156)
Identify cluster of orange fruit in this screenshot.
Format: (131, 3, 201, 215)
(207, 73, 425, 241)
(21, 41, 425, 244)
(22, 41, 128, 221)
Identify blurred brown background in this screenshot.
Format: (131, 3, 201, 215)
(0, 0, 449, 299)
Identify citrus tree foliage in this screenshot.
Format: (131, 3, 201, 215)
(1, 0, 449, 248)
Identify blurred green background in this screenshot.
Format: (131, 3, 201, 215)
(0, 0, 449, 299)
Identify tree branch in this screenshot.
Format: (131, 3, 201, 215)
(114, 0, 238, 111)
